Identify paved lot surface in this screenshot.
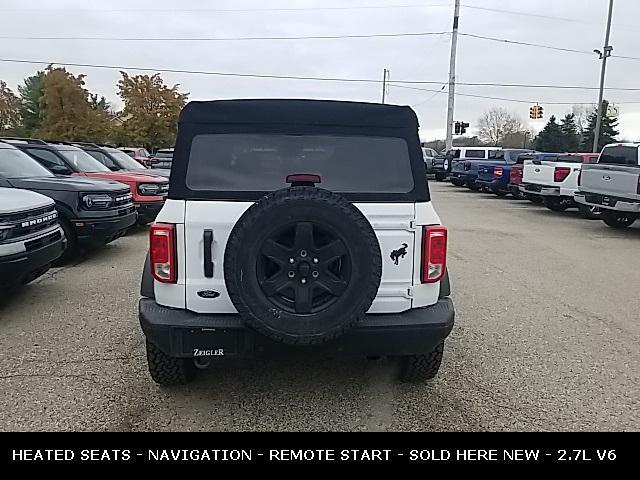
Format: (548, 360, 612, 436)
(1, 182, 638, 431)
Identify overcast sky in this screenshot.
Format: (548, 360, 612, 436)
(1, 0, 639, 141)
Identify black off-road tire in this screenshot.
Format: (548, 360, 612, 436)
(224, 186, 382, 346)
(146, 339, 195, 386)
(543, 197, 569, 212)
(398, 342, 445, 382)
(53, 217, 78, 266)
(451, 178, 465, 187)
(435, 172, 447, 182)
(527, 194, 543, 204)
(601, 210, 638, 229)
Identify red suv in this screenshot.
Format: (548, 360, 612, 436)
(120, 147, 151, 167)
(6, 139, 168, 225)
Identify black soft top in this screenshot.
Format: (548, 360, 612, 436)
(171, 99, 428, 203)
(179, 99, 419, 130)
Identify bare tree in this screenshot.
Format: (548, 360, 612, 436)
(477, 108, 523, 146)
(571, 104, 594, 134)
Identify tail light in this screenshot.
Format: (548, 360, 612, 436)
(422, 226, 447, 283)
(150, 224, 176, 283)
(554, 167, 571, 183)
(494, 167, 503, 178)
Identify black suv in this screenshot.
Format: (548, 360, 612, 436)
(0, 142, 136, 261)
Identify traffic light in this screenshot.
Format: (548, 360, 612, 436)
(454, 121, 461, 134)
(529, 104, 544, 119)
(460, 122, 469, 134)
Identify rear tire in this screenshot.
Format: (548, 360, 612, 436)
(495, 190, 508, 197)
(451, 178, 464, 187)
(578, 204, 602, 220)
(398, 342, 444, 382)
(435, 172, 447, 182)
(146, 339, 195, 386)
(601, 210, 637, 229)
(543, 197, 568, 212)
(527, 194, 543, 204)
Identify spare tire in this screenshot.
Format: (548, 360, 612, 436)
(224, 186, 382, 345)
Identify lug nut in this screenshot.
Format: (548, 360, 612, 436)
(301, 278, 307, 284)
(288, 271, 295, 278)
(312, 271, 319, 278)
(300, 250, 308, 257)
(313, 258, 319, 264)
(289, 258, 295, 264)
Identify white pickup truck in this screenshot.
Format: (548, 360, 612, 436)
(520, 153, 600, 218)
(575, 143, 640, 229)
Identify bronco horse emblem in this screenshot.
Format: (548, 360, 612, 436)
(390, 243, 409, 265)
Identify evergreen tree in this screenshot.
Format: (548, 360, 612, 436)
(533, 115, 565, 152)
(580, 100, 619, 152)
(560, 113, 580, 152)
(17, 71, 45, 134)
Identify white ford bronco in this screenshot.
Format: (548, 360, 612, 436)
(139, 100, 454, 385)
(0, 187, 65, 291)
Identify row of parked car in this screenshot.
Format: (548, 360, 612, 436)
(0, 139, 175, 292)
(423, 144, 640, 228)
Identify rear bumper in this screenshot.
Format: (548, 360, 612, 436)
(476, 178, 508, 192)
(520, 183, 576, 198)
(73, 210, 137, 247)
(520, 183, 561, 197)
(139, 297, 455, 358)
(575, 192, 640, 212)
(0, 229, 65, 287)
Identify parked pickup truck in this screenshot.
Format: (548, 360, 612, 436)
(0, 187, 65, 292)
(449, 147, 501, 189)
(575, 143, 640, 228)
(475, 149, 535, 196)
(520, 153, 601, 218)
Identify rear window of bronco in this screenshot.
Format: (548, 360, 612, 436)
(185, 134, 415, 193)
(599, 146, 639, 167)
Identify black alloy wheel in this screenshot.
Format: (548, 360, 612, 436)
(257, 221, 351, 315)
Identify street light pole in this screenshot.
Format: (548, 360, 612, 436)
(445, 0, 461, 151)
(593, 0, 614, 153)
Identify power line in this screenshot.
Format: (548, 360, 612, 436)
(0, 57, 639, 93)
(390, 83, 640, 105)
(459, 33, 594, 55)
(0, 4, 449, 13)
(0, 32, 450, 42)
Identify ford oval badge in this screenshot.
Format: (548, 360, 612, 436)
(197, 290, 220, 299)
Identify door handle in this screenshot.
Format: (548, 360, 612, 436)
(203, 229, 214, 278)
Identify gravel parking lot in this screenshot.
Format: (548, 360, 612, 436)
(1, 181, 638, 431)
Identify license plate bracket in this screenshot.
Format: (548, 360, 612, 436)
(181, 328, 238, 357)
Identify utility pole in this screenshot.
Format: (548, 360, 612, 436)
(445, 0, 461, 151)
(593, 0, 614, 153)
(382, 69, 389, 104)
